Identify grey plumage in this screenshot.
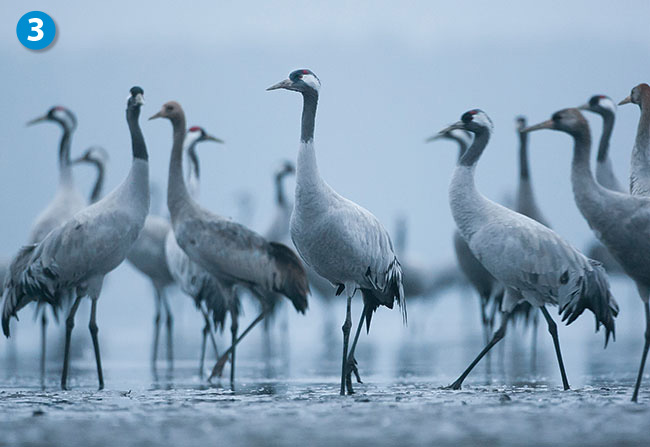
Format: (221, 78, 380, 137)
(443, 109, 617, 391)
(152, 100, 309, 385)
(268, 69, 403, 395)
(3, 87, 149, 390)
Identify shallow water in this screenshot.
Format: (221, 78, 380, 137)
(1, 285, 649, 446)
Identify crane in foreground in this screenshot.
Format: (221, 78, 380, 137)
(267, 69, 405, 395)
(2, 86, 150, 389)
(440, 109, 617, 391)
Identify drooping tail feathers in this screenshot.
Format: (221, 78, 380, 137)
(269, 242, 310, 313)
(361, 257, 406, 332)
(2, 244, 39, 337)
(558, 259, 618, 347)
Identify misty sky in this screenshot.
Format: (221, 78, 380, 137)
(1, 1, 649, 353)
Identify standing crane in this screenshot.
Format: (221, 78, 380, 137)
(267, 69, 405, 395)
(2, 86, 150, 390)
(164, 125, 231, 377)
(439, 109, 617, 391)
(150, 100, 309, 389)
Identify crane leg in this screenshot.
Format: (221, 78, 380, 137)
(632, 301, 650, 402)
(160, 287, 174, 370)
(230, 317, 239, 391)
(263, 313, 273, 376)
(448, 311, 511, 390)
(345, 303, 367, 394)
(478, 297, 492, 374)
(540, 306, 570, 390)
(530, 310, 539, 372)
(198, 305, 219, 378)
(207, 311, 264, 381)
(40, 311, 48, 389)
(61, 296, 82, 390)
(89, 299, 104, 390)
(340, 296, 353, 396)
(152, 290, 162, 372)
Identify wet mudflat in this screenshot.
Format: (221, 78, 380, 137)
(1, 286, 649, 446)
(0, 368, 647, 447)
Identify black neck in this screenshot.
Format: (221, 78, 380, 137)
(187, 139, 200, 180)
(275, 172, 287, 206)
(53, 117, 73, 170)
(89, 160, 105, 203)
(597, 112, 615, 162)
(459, 129, 490, 167)
(300, 91, 318, 143)
(127, 106, 148, 161)
(518, 131, 530, 180)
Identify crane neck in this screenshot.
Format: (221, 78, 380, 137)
(54, 117, 74, 185)
(296, 91, 323, 194)
(127, 106, 148, 161)
(185, 137, 201, 198)
(275, 172, 288, 206)
(596, 112, 615, 162)
(168, 113, 192, 223)
(300, 91, 318, 143)
(630, 102, 650, 195)
(458, 129, 490, 167)
(518, 130, 530, 180)
(89, 160, 105, 203)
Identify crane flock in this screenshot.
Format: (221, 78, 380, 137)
(1, 75, 650, 402)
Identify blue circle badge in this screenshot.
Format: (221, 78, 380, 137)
(16, 11, 56, 50)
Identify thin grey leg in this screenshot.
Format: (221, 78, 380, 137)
(530, 310, 539, 372)
(340, 296, 352, 396)
(208, 311, 264, 381)
(448, 311, 511, 390)
(540, 306, 570, 390)
(152, 289, 162, 371)
(230, 317, 239, 390)
(632, 301, 650, 402)
(40, 311, 47, 389)
(160, 287, 174, 369)
(89, 299, 104, 390)
(61, 296, 82, 390)
(345, 303, 367, 394)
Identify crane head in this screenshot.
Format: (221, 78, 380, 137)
(267, 69, 321, 95)
(619, 83, 650, 107)
(515, 115, 527, 133)
(27, 105, 76, 130)
(149, 101, 182, 121)
(71, 146, 109, 166)
(578, 95, 616, 116)
(127, 86, 145, 108)
(522, 108, 588, 137)
(438, 109, 493, 136)
(187, 126, 224, 144)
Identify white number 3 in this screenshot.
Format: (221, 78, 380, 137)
(27, 18, 44, 41)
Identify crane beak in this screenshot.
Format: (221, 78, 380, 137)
(204, 135, 224, 144)
(521, 119, 554, 133)
(618, 95, 632, 106)
(148, 111, 163, 120)
(576, 103, 590, 111)
(134, 93, 145, 106)
(425, 134, 443, 143)
(266, 79, 294, 91)
(26, 115, 48, 126)
(437, 121, 464, 135)
(70, 156, 85, 165)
